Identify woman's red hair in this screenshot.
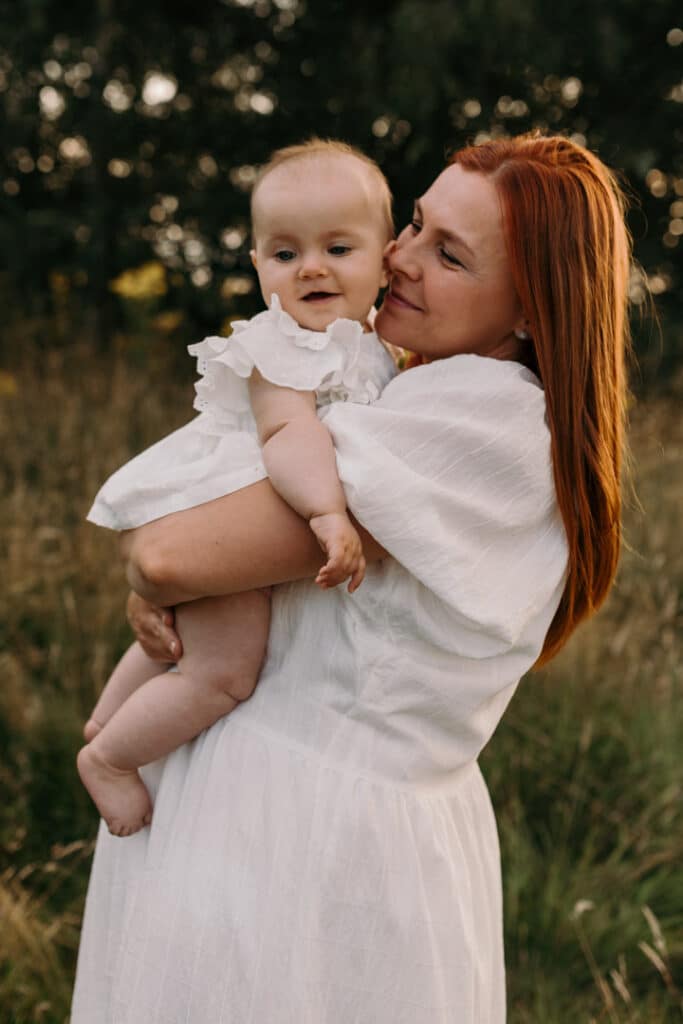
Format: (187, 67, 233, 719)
(451, 133, 631, 666)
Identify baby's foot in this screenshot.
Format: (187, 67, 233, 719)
(310, 512, 366, 592)
(77, 745, 152, 837)
(83, 718, 102, 742)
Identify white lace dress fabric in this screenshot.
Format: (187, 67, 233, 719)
(72, 354, 569, 1024)
(87, 296, 397, 530)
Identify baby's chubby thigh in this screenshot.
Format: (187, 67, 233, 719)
(174, 591, 271, 703)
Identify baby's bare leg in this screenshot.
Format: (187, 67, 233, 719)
(84, 642, 170, 742)
(77, 590, 271, 836)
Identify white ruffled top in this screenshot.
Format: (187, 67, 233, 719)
(191, 295, 387, 427)
(87, 296, 397, 530)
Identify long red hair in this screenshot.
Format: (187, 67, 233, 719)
(451, 133, 631, 666)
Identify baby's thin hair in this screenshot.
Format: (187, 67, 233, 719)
(251, 137, 394, 241)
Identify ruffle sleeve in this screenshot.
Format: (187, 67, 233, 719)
(188, 295, 377, 431)
(322, 353, 569, 659)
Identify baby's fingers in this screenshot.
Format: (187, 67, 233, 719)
(347, 554, 366, 594)
(316, 545, 365, 592)
(316, 554, 348, 589)
(315, 566, 333, 589)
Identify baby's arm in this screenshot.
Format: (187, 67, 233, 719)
(249, 371, 365, 592)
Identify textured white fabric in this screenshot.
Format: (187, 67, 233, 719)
(72, 354, 569, 1024)
(87, 296, 396, 530)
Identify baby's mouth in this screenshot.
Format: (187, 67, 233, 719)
(302, 291, 339, 302)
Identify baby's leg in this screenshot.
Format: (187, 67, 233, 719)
(77, 591, 270, 836)
(84, 642, 170, 742)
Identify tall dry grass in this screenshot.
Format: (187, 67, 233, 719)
(0, 327, 681, 1022)
(483, 390, 683, 1021)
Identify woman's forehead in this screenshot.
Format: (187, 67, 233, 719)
(420, 164, 504, 243)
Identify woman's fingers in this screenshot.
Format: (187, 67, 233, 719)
(126, 591, 182, 662)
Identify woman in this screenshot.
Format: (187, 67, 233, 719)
(71, 133, 630, 1023)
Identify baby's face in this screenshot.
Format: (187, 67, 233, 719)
(251, 157, 389, 331)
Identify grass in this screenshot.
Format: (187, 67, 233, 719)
(0, 325, 681, 1022)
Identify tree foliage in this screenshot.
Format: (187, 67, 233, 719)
(1, 0, 681, 380)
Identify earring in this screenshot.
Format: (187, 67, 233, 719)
(514, 327, 530, 340)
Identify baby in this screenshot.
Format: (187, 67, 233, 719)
(78, 139, 397, 836)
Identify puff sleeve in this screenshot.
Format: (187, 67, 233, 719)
(322, 353, 569, 660)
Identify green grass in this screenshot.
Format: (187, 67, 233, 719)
(0, 330, 681, 1022)
(483, 392, 683, 1021)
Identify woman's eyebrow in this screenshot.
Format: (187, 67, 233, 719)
(414, 199, 476, 260)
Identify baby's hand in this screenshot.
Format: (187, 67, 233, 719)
(310, 512, 366, 593)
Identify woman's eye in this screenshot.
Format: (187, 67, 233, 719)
(410, 219, 422, 234)
(328, 244, 351, 256)
(274, 250, 296, 262)
(440, 248, 463, 268)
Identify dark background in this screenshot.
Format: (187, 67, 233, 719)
(2, 0, 682, 384)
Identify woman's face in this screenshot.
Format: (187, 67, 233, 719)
(375, 164, 525, 362)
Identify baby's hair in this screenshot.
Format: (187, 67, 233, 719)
(250, 137, 394, 241)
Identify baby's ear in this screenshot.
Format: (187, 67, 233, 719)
(380, 239, 395, 288)
(249, 249, 258, 269)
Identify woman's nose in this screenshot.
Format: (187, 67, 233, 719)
(386, 233, 420, 281)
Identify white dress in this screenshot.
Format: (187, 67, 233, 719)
(72, 354, 569, 1024)
(87, 296, 396, 530)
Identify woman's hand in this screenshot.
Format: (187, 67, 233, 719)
(126, 591, 182, 662)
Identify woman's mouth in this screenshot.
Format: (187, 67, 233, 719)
(386, 288, 421, 312)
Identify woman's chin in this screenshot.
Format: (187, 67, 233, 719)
(375, 302, 408, 346)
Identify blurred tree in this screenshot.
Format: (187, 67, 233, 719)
(0, 0, 681, 380)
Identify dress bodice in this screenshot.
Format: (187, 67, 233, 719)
(236, 353, 568, 790)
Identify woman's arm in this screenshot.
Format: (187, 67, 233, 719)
(121, 477, 387, 607)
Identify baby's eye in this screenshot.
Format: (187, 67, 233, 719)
(328, 244, 351, 256)
(274, 249, 296, 262)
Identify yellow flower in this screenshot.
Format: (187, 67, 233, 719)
(110, 261, 168, 300)
(0, 371, 18, 397)
(219, 316, 243, 337)
(49, 271, 70, 295)
(151, 310, 184, 332)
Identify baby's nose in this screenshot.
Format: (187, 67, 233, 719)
(298, 255, 328, 278)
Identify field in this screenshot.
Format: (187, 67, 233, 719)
(0, 328, 681, 1023)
